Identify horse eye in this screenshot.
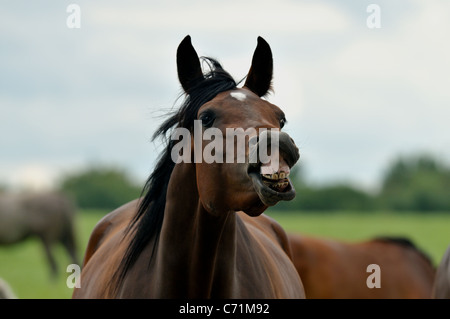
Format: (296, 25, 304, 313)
(199, 111, 215, 128)
(280, 117, 286, 129)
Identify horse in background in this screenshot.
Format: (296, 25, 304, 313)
(289, 234, 435, 298)
(433, 243, 450, 298)
(0, 191, 79, 278)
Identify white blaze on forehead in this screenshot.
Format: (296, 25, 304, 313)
(230, 91, 247, 101)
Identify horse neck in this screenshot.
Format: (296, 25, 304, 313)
(154, 162, 237, 298)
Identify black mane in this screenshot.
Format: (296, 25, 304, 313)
(113, 57, 237, 289)
(373, 236, 435, 267)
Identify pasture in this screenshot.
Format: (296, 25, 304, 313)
(0, 209, 449, 298)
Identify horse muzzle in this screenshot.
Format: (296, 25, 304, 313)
(247, 130, 300, 206)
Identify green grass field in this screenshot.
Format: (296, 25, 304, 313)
(0, 209, 449, 299)
(0, 209, 105, 299)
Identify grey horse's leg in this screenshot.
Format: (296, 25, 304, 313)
(61, 223, 80, 267)
(40, 237, 58, 279)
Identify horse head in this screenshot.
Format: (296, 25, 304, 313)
(175, 35, 300, 217)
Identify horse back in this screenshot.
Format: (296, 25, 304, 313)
(81, 199, 140, 266)
(289, 234, 435, 299)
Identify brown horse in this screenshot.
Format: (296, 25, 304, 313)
(0, 192, 79, 278)
(73, 36, 305, 298)
(433, 244, 450, 298)
(289, 234, 435, 299)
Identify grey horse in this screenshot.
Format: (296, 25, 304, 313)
(0, 192, 79, 278)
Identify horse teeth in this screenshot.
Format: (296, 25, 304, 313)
(262, 173, 278, 180)
(261, 172, 289, 182)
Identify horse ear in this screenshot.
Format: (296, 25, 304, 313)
(177, 35, 203, 93)
(244, 36, 273, 97)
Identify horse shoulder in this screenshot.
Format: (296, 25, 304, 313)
(73, 200, 140, 298)
(82, 199, 139, 266)
(238, 212, 293, 258)
(237, 212, 305, 298)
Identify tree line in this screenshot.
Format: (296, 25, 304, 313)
(59, 153, 450, 212)
(60, 165, 142, 210)
(277, 153, 450, 212)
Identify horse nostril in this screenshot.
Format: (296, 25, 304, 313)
(277, 132, 300, 168)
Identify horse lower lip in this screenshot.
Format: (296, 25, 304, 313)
(248, 171, 296, 206)
(262, 178, 289, 192)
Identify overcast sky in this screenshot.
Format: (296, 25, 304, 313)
(1, 0, 450, 192)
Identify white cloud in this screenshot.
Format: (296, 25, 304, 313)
(334, 0, 450, 100)
(2, 0, 450, 191)
(290, 0, 450, 188)
(89, 0, 351, 34)
(8, 164, 58, 191)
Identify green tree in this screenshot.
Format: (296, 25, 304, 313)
(379, 154, 450, 211)
(60, 166, 142, 210)
(273, 165, 375, 212)
(298, 184, 374, 211)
